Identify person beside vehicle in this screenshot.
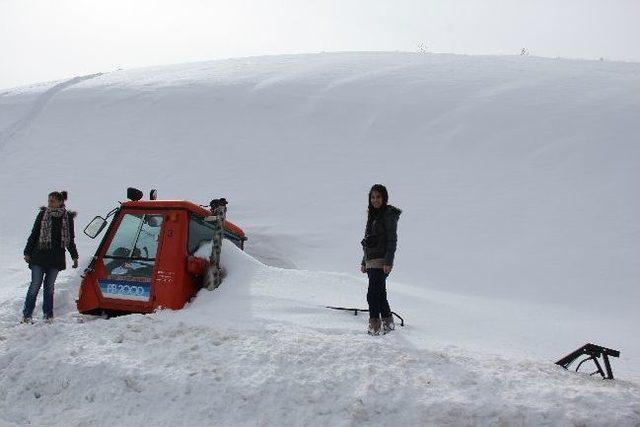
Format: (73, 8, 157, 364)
(22, 191, 79, 323)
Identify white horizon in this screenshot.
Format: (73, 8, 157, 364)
(2, 0, 639, 90)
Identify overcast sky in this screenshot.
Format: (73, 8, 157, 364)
(1, 0, 639, 89)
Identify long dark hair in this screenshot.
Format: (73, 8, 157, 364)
(367, 184, 388, 217)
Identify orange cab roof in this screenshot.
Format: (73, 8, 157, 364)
(122, 200, 211, 216)
(120, 200, 245, 238)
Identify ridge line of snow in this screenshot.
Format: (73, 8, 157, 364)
(0, 72, 105, 150)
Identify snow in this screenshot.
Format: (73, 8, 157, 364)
(1, 52, 639, 425)
(2, 244, 640, 426)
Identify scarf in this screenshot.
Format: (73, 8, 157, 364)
(38, 207, 70, 250)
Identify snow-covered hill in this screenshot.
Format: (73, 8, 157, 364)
(1, 52, 639, 425)
(1, 244, 640, 426)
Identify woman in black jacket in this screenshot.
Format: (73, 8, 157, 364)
(360, 184, 401, 335)
(22, 191, 79, 323)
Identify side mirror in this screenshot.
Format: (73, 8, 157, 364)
(84, 216, 108, 239)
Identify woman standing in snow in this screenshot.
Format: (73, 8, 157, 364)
(360, 184, 401, 335)
(22, 191, 79, 323)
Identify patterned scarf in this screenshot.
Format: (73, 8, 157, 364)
(38, 207, 70, 250)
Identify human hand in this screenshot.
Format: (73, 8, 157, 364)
(383, 265, 392, 274)
(72, 258, 79, 269)
(360, 265, 366, 274)
(24, 255, 31, 264)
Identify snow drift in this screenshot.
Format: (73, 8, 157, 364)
(2, 244, 640, 426)
(0, 52, 639, 425)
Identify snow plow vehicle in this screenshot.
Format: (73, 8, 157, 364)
(76, 188, 246, 315)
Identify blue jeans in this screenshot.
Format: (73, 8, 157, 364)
(23, 265, 59, 318)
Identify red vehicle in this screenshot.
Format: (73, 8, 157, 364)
(77, 188, 246, 315)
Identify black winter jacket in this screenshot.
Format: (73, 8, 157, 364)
(361, 205, 402, 267)
(24, 208, 79, 271)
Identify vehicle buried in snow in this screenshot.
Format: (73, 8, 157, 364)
(76, 188, 246, 316)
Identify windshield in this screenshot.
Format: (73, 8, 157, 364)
(103, 213, 163, 280)
(105, 213, 163, 260)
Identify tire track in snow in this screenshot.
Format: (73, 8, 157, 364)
(0, 73, 104, 150)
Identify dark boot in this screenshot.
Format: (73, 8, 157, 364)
(382, 315, 395, 333)
(368, 318, 381, 335)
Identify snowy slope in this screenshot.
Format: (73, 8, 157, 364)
(0, 52, 639, 425)
(1, 244, 639, 426)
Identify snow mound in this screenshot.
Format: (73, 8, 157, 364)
(1, 52, 639, 424)
(1, 245, 639, 426)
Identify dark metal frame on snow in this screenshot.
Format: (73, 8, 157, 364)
(556, 343, 620, 380)
(326, 306, 405, 327)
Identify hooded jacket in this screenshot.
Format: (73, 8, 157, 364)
(24, 207, 78, 270)
(361, 205, 402, 267)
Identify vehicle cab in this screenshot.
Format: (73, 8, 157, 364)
(77, 190, 246, 315)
